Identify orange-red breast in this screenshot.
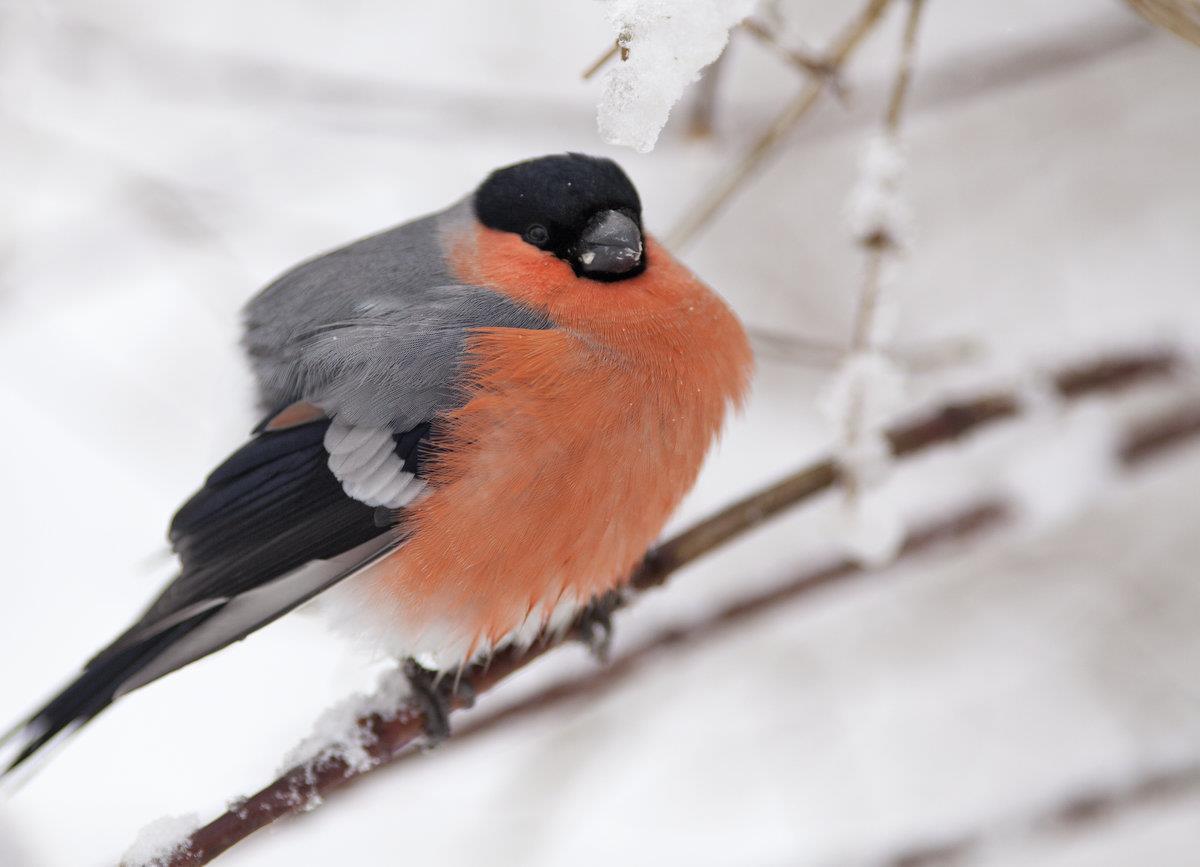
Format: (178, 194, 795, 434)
(2, 153, 751, 776)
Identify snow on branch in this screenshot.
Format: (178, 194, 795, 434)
(121, 814, 200, 867)
(597, 0, 758, 152)
(154, 347, 1180, 866)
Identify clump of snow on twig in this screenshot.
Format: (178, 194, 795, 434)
(821, 350, 908, 566)
(280, 664, 413, 776)
(845, 133, 911, 247)
(822, 132, 917, 567)
(838, 485, 905, 566)
(121, 813, 200, 867)
(1004, 383, 1121, 529)
(597, 0, 757, 152)
(822, 350, 907, 447)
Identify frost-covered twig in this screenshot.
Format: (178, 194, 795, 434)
(828, 0, 927, 566)
(157, 347, 1177, 866)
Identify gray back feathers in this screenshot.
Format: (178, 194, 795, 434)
(243, 200, 548, 429)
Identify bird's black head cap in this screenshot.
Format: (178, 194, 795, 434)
(474, 153, 646, 281)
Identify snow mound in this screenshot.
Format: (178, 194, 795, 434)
(821, 350, 908, 566)
(1004, 389, 1121, 529)
(280, 665, 415, 776)
(597, 0, 757, 152)
(121, 814, 200, 867)
(846, 133, 911, 247)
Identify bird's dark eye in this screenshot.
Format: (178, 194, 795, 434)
(524, 224, 550, 246)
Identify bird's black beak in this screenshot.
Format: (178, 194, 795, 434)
(576, 210, 643, 278)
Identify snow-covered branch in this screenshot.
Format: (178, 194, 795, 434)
(153, 347, 1181, 866)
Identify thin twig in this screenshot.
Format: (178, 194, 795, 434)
(664, 81, 824, 249)
(850, 245, 890, 349)
(581, 40, 620, 80)
(740, 17, 837, 81)
(884, 0, 926, 133)
(750, 327, 980, 373)
(1120, 401, 1200, 464)
(1124, 0, 1200, 47)
(749, 326, 850, 366)
(160, 347, 1178, 866)
(847, 0, 926, 352)
(839, 0, 926, 513)
(666, 0, 895, 249)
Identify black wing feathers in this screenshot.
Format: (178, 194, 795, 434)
(170, 421, 330, 533)
(2, 417, 431, 776)
(393, 421, 432, 475)
(4, 621, 199, 772)
(153, 419, 381, 620)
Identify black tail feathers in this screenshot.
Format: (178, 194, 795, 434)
(1, 622, 192, 779)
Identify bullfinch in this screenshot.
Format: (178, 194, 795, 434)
(1, 153, 751, 776)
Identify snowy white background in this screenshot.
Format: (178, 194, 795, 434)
(1, 0, 1199, 864)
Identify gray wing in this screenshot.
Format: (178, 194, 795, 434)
(243, 202, 548, 428)
(1, 203, 548, 776)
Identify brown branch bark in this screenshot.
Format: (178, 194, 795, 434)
(1124, 0, 1200, 47)
(156, 347, 1180, 866)
(1121, 401, 1200, 464)
(883, 0, 925, 133)
(880, 761, 1200, 867)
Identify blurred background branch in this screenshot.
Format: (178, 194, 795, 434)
(665, 0, 895, 250)
(1125, 0, 1200, 46)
